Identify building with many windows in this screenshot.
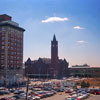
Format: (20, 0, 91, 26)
(0, 14, 25, 86)
(69, 64, 100, 77)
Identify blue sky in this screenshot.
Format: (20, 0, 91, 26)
(0, 0, 100, 67)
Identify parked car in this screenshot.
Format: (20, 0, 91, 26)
(3, 90, 10, 94)
(65, 89, 73, 93)
(28, 95, 40, 100)
(0, 91, 4, 95)
(6, 96, 16, 100)
(89, 89, 97, 94)
(13, 94, 25, 99)
(8, 88, 16, 93)
(95, 89, 100, 95)
(14, 90, 24, 94)
(0, 98, 7, 100)
(64, 96, 77, 100)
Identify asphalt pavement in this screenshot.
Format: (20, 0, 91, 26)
(85, 95, 100, 100)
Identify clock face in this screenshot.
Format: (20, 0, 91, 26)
(52, 44, 58, 47)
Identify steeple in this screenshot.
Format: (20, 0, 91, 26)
(53, 34, 56, 41)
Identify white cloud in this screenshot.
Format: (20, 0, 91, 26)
(77, 40, 86, 44)
(73, 26, 84, 30)
(41, 17, 69, 23)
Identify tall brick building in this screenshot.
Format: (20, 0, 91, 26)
(25, 35, 69, 78)
(0, 14, 25, 86)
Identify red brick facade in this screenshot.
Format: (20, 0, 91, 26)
(51, 35, 58, 75)
(0, 14, 25, 69)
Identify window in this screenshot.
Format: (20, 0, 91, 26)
(11, 56, 13, 59)
(11, 38, 14, 41)
(1, 60, 4, 64)
(11, 33, 14, 37)
(75, 70, 79, 73)
(11, 52, 13, 55)
(10, 61, 13, 64)
(1, 46, 5, 49)
(2, 37, 5, 40)
(8, 41, 10, 44)
(11, 43, 13, 45)
(2, 41, 5, 45)
(11, 47, 13, 50)
(1, 50, 4, 54)
(2, 32, 5, 36)
(1, 56, 4, 59)
(2, 27, 6, 31)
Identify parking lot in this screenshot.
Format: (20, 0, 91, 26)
(1, 79, 100, 100)
(85, 95, 100, 100)
(42, 92, 68, 100)
(42, 94, 100, 100)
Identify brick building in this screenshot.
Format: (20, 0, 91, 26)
(0, 14, 25, 86)
(25, 35, 69, 78)
(25, 35, 100, 78)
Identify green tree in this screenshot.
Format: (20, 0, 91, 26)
(81, 80, 88, 88)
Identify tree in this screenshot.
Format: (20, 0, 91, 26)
(81, 80, 90, 88)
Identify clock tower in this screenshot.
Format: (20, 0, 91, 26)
(51, 34, 58, 76)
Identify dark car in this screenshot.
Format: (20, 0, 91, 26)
(0, 91, 4, 95)
(3, 90, 10, 94)
(0, 98, 7, 100)
(95, 89, 100, 95)
(14, 90, 24, 94)
(8, 89, 15, 93)
(89, 89, 97, 94)
(13, 94, 25, 99)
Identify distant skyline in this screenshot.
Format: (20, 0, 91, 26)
(0, 0, 100, 67)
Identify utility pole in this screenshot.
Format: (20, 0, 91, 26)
(25, 75, 29, 100)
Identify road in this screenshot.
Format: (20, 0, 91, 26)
(85, 95, 100, 100)
(42, 92, 68, 100)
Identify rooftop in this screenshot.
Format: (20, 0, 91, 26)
(0, 14, 25, 31)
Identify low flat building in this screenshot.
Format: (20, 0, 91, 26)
(69, 66, 100, 77)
